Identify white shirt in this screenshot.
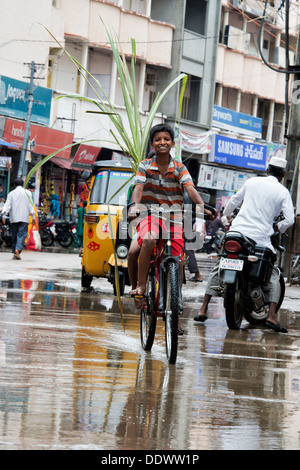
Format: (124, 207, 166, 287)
(223, 175, 294, 252)
(2, 186, 36, 223)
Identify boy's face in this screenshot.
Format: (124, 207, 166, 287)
(151, 131, 174, 156)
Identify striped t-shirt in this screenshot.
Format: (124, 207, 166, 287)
(134, 154, 194, 208)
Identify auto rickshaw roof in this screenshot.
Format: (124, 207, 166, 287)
(92, 159, 133, 173)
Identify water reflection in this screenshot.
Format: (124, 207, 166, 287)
(0, 273, 300, 449)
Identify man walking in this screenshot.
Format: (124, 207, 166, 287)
(2, 178, 37, 260)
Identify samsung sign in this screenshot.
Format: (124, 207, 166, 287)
(0, 75, 52, 125)
(213, 105, 262, 138)
(209, 134, 267, 171)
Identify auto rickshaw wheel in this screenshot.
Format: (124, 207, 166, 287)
(81, 267, 93, 289)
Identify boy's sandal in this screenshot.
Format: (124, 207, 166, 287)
(189, 276, 203, 282)
(193, 314, 207, 322)
(132, 294, 144, 310)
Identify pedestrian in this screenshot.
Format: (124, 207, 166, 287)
(0, 184, 5, 210)
(205, 213, 226, 247)
(194, 156, 294, 333)
(185, 248, 203, 281)
(76, 200, 87, 254)
(1, 178, 37, 260)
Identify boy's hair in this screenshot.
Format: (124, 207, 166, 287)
(149, 124, 174, 143)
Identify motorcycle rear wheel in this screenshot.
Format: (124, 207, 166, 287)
(224, 275, 244, 330)
(57, 231, 74, 248)
(244, 273, 285, 325)
(40, 228, 54, 247)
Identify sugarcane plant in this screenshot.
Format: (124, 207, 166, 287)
(24, 18, 187, 326)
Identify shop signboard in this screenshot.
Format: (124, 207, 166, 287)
(197, 164, 255, 192)
(212, 105, 262, 138)
(0, 75, 52, 125)
(208, 134, 267, 171)
(3, 118, 73, 160)
(72, 144, 100, 169)
(0, 156, 12, 168)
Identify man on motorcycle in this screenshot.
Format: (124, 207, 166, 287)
(194, 156, 294, 333)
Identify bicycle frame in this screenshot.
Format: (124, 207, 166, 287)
(148, 235, 182, 317)
(138, 204, 215, 363)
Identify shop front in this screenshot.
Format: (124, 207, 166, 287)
(51, 144, 100, 221)
(1, 117, 75, 219)
(198, 133, 285, 212)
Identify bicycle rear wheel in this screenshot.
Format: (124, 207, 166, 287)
(140, 269, 157, 351)
(164, 261, 180, 364)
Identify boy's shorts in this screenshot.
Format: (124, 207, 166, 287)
(136, 215, 184, 261)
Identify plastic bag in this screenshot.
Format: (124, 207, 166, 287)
(26, 227, 42, 251)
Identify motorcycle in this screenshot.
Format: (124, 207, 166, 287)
(0, 213, 12, 248)
(218, 230, 285, 329)
(39, 217, 76, 248)
(39, 217, 55, 247)
(203, 229, 222, 254)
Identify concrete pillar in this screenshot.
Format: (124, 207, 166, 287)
(109, 59, 117, 104)
(138, 62, 146, 109)
(252, 96, 258, 117)
(216, 83, 223, 106)
(236, 90, 241, 113)
(79, 43, 88, 96)
(266, 100, 275, 142)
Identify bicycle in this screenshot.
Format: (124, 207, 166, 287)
(134, 205, 212, 364)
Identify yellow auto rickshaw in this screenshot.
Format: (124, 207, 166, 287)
(81, 160, 134, 295)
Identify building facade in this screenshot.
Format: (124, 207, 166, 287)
(206, 0, 300, 212)
(0, 0, 298, 218)
(0, 0, 179, 218)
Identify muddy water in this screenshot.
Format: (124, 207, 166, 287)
(0, 255, 300, 450)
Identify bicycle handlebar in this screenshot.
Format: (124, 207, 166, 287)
(125, 202, 217, 221)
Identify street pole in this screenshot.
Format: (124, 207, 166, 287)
(283, 31, 300, 281)
(17, 61, 36, 179)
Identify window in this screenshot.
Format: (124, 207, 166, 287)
(184, 0, 207, 36)
(87, 51, 112, 101)
(90, 170, 133, 205)
(181, 74, 200, 122)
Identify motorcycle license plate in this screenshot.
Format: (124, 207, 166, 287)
(220, 257, 244, 271)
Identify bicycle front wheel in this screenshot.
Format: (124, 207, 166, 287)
(164, 261, 180, 364)
(140, 269, 157, 351)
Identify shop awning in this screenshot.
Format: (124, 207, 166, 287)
(3, 118, 74, 160)
(0, 138, 18, 148)
(51, 157, 83, 172)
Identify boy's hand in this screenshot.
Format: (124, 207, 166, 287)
(204, 208, 217, 220)
(128, 203, 140, 220)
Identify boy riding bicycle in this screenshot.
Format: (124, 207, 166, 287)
(128, 124, 213, 324)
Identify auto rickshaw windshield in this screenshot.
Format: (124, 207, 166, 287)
(89, 170, 134, 205)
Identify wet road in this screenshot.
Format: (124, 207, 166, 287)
(0, 251, 300, 450)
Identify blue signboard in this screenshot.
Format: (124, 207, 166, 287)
(209, 134, 267, 171)
(0, 75, 52, 125)
(213, 105, 262, 138)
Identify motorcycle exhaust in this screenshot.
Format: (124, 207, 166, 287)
(250, 287, 265, 308)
